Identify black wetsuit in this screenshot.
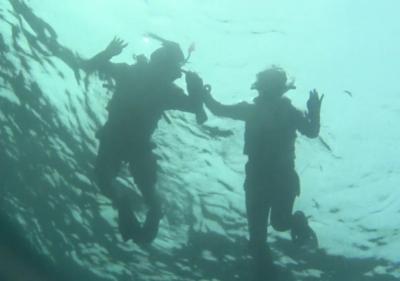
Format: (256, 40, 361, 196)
(95, 63, 199, 198)
(91, 59, 205, 243)
(204, 93, 319, 278)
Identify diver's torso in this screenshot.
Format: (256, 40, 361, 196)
(244, 96, 298, 171)
(103, 66, 174, 147)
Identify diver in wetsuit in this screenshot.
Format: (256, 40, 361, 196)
(87, 36, 207, 244)
(201, 66, 322, 280)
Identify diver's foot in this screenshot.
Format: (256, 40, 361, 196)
(138, 207, 163, 243)
(291, 211, 318, 248)
(117, 200, 141, 242)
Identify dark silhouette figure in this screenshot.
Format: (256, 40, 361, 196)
(87, 36, 207, 244)
(201, 66, 323, 280)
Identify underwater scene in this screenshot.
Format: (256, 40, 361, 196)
(0, 0, 399, 280)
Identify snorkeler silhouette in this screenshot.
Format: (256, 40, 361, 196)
(200, 66, 322, 280)
(86, 34, 207, 244)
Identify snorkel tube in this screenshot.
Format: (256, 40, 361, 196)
(146, 33, 195, 71)
(146, 33, 207, 124)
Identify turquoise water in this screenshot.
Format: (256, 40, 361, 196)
(0, 0, 399, 280)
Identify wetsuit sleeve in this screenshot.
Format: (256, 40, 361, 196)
(293, 106, 320, 138)
(204, 91, 251, 121)
(165, 86, 208, 124)
(84, 50, 129, 78)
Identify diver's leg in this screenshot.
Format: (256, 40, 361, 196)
(270, 170, 318, 246)
(269, 171, 297, 232)
(245, 184, 273, 280)
(290, 210, 318, 247)
(95, 135, 139, 241)
(129, 149, 161, 243)
(94, 137, 121, 203)
(245, 161, 277, 280)
(289, 170, 318, 247)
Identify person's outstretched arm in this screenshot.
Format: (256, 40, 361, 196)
(166, 72, 250, 123)
(203, 86, 251, 122)
(164, 72, 208, 124)
(84, 37, 129, 78)
(296, 89, 324, 138)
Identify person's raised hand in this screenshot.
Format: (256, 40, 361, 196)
(307, 89, 324, 115)
(105, 37, 128, 57)
(185, 71, 204, 94)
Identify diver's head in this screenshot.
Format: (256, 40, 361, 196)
(251, 66, 293, 97)
(149, 41, 185, 82)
